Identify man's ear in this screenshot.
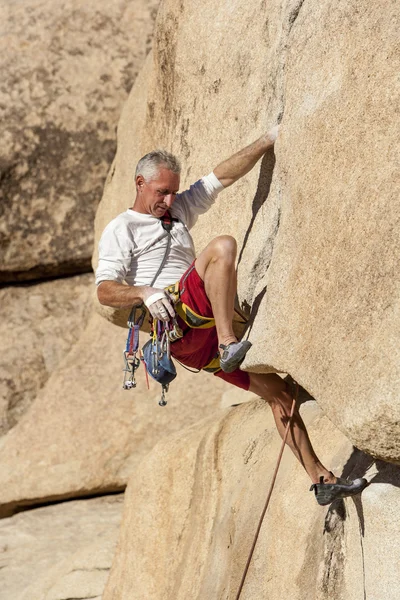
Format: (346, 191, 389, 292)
(136, 175, 145, 190)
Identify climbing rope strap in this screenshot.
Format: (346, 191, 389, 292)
(234, 383, 299, 600)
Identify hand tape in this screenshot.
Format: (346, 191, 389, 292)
(145, 292, 167, 308)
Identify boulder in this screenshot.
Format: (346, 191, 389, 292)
(0, 0, 159, 282)
(103, 401, 400, 600)
(0, 273, 93, 436)
(93, 0, 400, 462)
(0, 312, 229, 516)
(0, 494, 123, 600)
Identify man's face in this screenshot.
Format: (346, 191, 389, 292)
(136, 167, 180, 217)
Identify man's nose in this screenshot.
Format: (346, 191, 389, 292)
(164, 194, 175, 207)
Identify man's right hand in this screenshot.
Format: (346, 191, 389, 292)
(97, 281, 176, 320)
(143, 287, 176, 322)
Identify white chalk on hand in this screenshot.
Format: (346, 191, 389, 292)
(145, 292, 166, 308)
(268, 124, 280, 143)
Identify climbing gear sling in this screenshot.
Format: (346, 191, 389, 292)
(122, 304, 146, 390)
(141, 318, 179, 406)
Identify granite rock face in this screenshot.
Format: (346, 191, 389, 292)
(0, 274, 93, 436)
(0, 0, 397, 596)
(0, 494, 123, 600)
(241, 0, 400, 465)
(103, 401, 400, 600)
(0, 0, 159, 283)
(94, 0, 400, 462)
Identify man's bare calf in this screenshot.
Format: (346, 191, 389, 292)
(249, 373, 335, 484)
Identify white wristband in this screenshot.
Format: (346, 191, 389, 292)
(145, 292, 166, 308)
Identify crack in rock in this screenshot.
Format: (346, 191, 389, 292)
(288, 0, 306, 31)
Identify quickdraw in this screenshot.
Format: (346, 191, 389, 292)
(122, 305, 146, 390)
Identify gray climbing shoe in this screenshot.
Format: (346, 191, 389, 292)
(310, 475, 369, 506)
(219, 340, 252, 373)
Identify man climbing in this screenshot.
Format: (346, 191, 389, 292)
(96, 126, 368, 505)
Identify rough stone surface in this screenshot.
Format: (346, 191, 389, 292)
(243, 0, 400, 464)
(0, 274, 93, 436)
(0, 0, 159, 283)
(0, 494, 123, 600)
(0, 0, 396, 595)
(0, 312, 229, 516)
(94, 0, 400, 462)
(103, 401, 400, 600)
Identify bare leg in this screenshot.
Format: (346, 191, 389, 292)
(249, 372, 335, 484)
(195, 235, 238, 347)
(195, 237, 335, 484)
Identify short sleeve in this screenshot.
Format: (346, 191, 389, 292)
(95, 219, 135, 285)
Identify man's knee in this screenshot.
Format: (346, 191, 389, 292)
(196, 235, 237, 280)
(210, 235, 237, 260)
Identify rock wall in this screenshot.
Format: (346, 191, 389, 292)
(93, 0, 400, 598)
(0, 0, 159, 282)
(94, 0, 400, 463)
(103, 402, 400, 600)
(0, 494, 124, 600)
(0, 274, 93, 435)
(1, 0, 398, 598)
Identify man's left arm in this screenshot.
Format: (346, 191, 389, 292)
(213, 125, 279, 188)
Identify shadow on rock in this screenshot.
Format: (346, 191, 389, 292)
(237, 148, 276, 267)
(324, 447, 400, 542)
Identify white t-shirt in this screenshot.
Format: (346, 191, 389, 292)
(95, 172, 224, 289)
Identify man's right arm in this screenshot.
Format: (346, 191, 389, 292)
(96, 217, 175, 320)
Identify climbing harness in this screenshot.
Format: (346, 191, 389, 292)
(234, 383, 298, 600)
(166, 274, 247, 375)
(166, 280, 217, 329)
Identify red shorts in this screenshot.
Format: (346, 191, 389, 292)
(169, 262, 250, 391)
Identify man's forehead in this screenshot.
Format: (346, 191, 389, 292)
(153, 167, 180, 184)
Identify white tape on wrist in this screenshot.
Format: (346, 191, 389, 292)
(145, 292, 166, 308)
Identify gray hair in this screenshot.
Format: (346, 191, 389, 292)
(135, 150, 181, 182)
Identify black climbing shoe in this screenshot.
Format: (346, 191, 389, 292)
(310, 475, 369, 506)
(219, 340, 252, 373)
